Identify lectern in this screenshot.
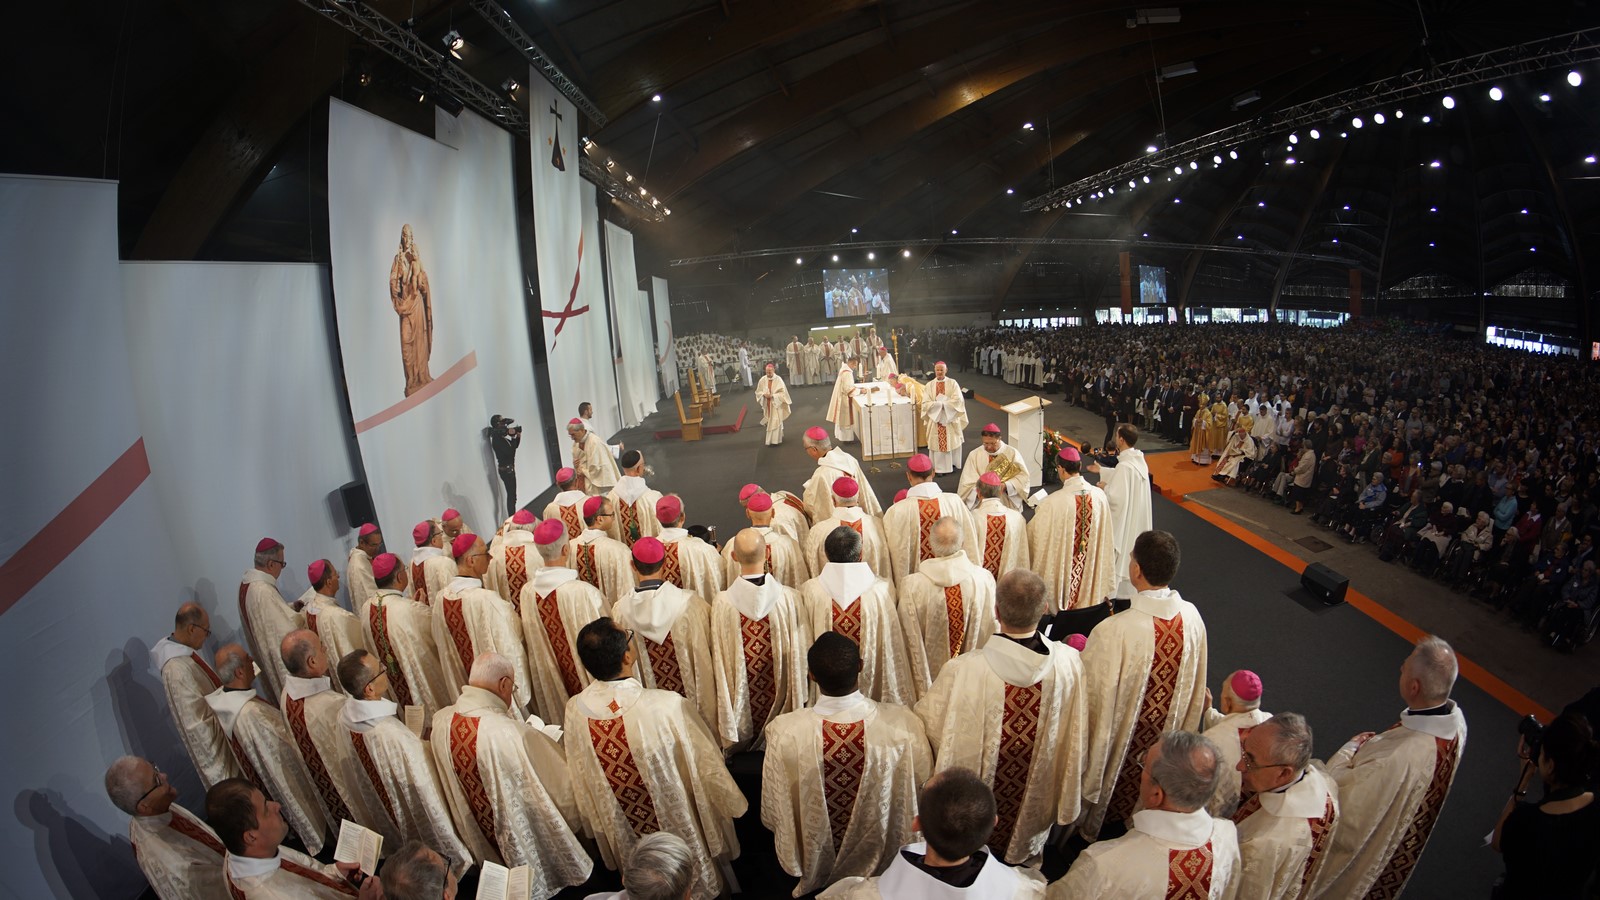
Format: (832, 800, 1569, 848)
(1001, 396, 1051, 489)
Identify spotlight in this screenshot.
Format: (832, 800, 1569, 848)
(1429, 206, 1437, 212)
(1540, 93, 1552, 102)
(444, 30, 463, 58)
(1489, 86, 1503, 101)
(1174, 198, 1181, 203)
(1570, 70, 1583, 87)
(1373, 112, 1385, 124)
(1129, 179, 1137, 188)
(1228, 149, 1238, 159)
(651, 93, 662, 103)
(867, 252, 875, 260)
(1108, 186, 1115, 194)
(1142, 232, 1149, 238)
(663, 208, 671, 215)
(1530, 246, 1538, 252)
(638, 188, 648, 197)
(832, 254, 840, 262)
(1146, 144, 1159, 153)
(1332, 238, 1339, 243)
(1285, 157, 1296, 165)
(1421, 115, 1431, 123)
(501, 77, 520, 93)
(951, 229, 959, 235)
(1189, 160, 1199, 169)
(851, 227, 858, 233)
(581, 137, 594, 150)
(417, 89, 427, 103)
(1212, 155, 1222, 165)
(1429, 242, 1436, 247)
(1309, 129, 1320, 139)
(1394, 109, 1403, 118)
(902, 249, 911, 258)
(1142, 174, 1151, 183)
(357, 69, 373, 88)
(1006, 188, 1014, 194)
(796, 257, 803, 265)
(1258, 201, 1266, 207)
(1339, 132, 1348, 138)
(605, 158, 615, 169)
(1429, 160, 1441, 168)
(1237, 234, 1244, 240)
(1023, 122, 1035, 131)
(625, 173, 634, 182)
(1289, 133, 1299, 144)
(1520, 208, 1529, 214)
(1174, 165, 1183, 175)
(1351, 116, 1363, 128)
(1587, 156, 1597, 163)
(1441, 95, 1455, 109)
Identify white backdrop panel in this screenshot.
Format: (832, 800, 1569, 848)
(604, 220, 657, 427)
(652, 276, 679, 398)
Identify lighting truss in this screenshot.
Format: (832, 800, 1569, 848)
(468, 0, 607, 127)
(668, 237, 1357, 267)
(1023, 27, 1600, 212)
(295, 0, 661, 222)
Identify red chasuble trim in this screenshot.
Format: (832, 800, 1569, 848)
(1108, 613, 1186, 825)
(575, 543, 599, 590)
(1368, 735, 1460, 899)
(441, 597, 475, 679)
(821, 719, 867, 849)
(831, 599, 863, 644)
(191, 652, 223, 689)
(645, 632, 684, 694)
(916, 499, 940, 563)
(560, 504, 583, 540)
(505, 546, 529, 615)
(844, 518, 863, 536)
(991, 682, 1043, 862)
(169, 809, 227, 855)
(366, 601, 414, 708)
(284, 697, 354, 823)
(1301, 793, 1338, 895)
(782, 492, 811, 524)
(943, 584, 967, 659)
(1166, 842, 1215, 899)
(661, 543, 682, 589)
(588, 715, 659, 835)
(349, 731, 398, 828)
(618, 502, 639, 547)
(981, 516, 1006, 581)
(448, 713, 503, 860)
(1066, 494, 1093, 609)
(740, 613, 778, 732)
(411, 563, 430, 606)
(536, 591, 585, 696)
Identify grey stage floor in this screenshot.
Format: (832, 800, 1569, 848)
(525, 371, 1538, 898)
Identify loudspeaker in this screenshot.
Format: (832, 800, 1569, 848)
(338, 480, 377, 530)
(1301, 562, 1348, 605)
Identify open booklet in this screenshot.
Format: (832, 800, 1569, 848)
(478, 861, 531, 900)
(333, 819, 382, 876)
(403, 704, 425, 737)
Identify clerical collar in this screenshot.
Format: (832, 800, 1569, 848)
(742, 574, 767, 586)
(902, 849, 987, 888)
(997, 631, 1047, 655)
(811, 691, 867, 719)
(1269, 768, 1307, 795)
(1407, 701, 1453, 716)
(223, 685, 253, 693)
(446, 575, 482, 593)
(341, 696, 398, 727)
(283, 674, 332, 701)
(636, 579, 665, 590)
(228, 850, 284, 880)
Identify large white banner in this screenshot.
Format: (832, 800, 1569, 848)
(529, 68, 621, 456)
(604, 219, 658, 427)
(328, 99, 546, 532)
(652, 276, 679, 398)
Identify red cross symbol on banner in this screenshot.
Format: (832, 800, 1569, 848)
(542, 230, 590, 349)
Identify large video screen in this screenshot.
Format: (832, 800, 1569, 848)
(823, 268, 891, 318)
(1138, 264, 1168, 305)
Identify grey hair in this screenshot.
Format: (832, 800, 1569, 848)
(621, 832, 696, 900)
(280, 631, 318, 677)
(803, 432, 833, 452)
(379, 841, 450, 900)
(104, 756, 151, 815)
(468, 652, 514, 687)
(1150, 731, 1222, 812)
(994, 570, 1047, 631)
(214, 646, 250, 685)
(928, 517, 964, 558)
(253, 550, 280, 567)
(1261, 712, 1314, 772)
(534, 537, 566, 563)
(1408, 635, 1459, 703)
(977, 478, 1002, 500)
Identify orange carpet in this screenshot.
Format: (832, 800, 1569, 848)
(1146, 449, 1225, 499)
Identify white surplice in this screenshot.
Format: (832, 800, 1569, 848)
(543, 490, 589, 541)
(613, 580, 719, 734)
(797, 564, 913, 705)
(1027, 475, 1116, 611)
(710, 575, 809, 750)
(967, 497, 1029, 583)
(759, 373, 794, 445)
(1050, 808, 1241, 899)
(762, 693, 933, 896)
(573, 430, 622, 494)
(517, 566, 603, 723)
(127, 805, 227, 900)
(563, 679, 749, 900)
(915, 635, 1090, 865)
(205, 687, 329, 855)
(805, 447, 884, 520)
(1200, 708, 1273, 818)
(338, 697, 472, 871)
(956, 442, 1029, 511)
(1309, 703, 1467, 900)
(1079, 587, 1210, 838)
(657, 527, 727, 603)
(239, 568, 304, 703)
(896, 553, 997, 700)
(300, 591, 370, 672)
(431, 576, 532, 711)
(152, 637, 240, 790)
(223, 847, 358, 899)
(360, 589, 454, 722)
(407, 545, 455, 607)
(568, 529, 635, 611)
(922, 376, 968, 474)
(1099, 447, 1153, 598)
(882, 483, 976, 586)
(826, 364, 859, 443)
(346, 547, 377, 612)
(721, 525, 809, 589)
(605, 476, 663, 546)
(803, 508, 892, 582)
(430, 686, 591, 894)
(278, 676, 391, 846)
(1234, 765, 1340, 900)
(819, 842, 1046, 899)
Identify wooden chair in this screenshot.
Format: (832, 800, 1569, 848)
(674, 391, 703, 441)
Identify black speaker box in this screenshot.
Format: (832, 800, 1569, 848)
(1301, 562, 1349, 605)
(339, 480, 377, 530)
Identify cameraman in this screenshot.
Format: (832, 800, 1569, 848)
(487, 414, 522, 518)
(1491, 713, 1600, 898)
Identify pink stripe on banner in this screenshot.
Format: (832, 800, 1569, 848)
(354, 352, 478, 434)
(0, 439, 151, 618)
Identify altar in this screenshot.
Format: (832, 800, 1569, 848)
(852, 382, 916, 460)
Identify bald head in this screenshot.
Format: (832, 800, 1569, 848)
(214, 643, 253, 688)
(1403, 635, 1459, 707)
(928, 517, 963, 559)
(732, 528, 767, 573)
(173, 602, 210, 650)
(280, 629, 327, 679)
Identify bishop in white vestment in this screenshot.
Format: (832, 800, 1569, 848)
(1310, 637, 1467, 900)
(362, 554, 455, 724)
(711, 529, 809, 751)
(299, 560, 369, 669)
(485, 509, 538, 602)
(346, 523, 383, 612)
(758, 364, 794, 445)
(826, 360, 860, 443)
(569, 417, 622, 495)
(336, 651, 473, 870)
(915, 571, 1090, 866)
(804, 429, 884, 518)
(722, 491, 809, 588)
(564, 619, 748, 900)
(206, 643, 329, 855)
(873, 346, 899, 381)
(543, 466, 589, 540)
(802, 477, 889, 579)
(614, 537, 719, 732)
(241, 538, 304, 703)
(654, 494, 727, 602)
(105, 755, 226, 899)
(430, 654, 592, 896)
(605, 451, 664, 546)
(431, 534, 533, 711)
(921, 363, 968, 474)
(1231, 713, 1340, 900)
(967, 473, 1029, 582)
(956, 426, 1029, 511)
(153, 603, 241, 789)
(1079, 531, 1209, 839)
(1087, 426, 1153, 598)
(786, 336, 808, 386)
(798, 525, 913, 705)
(1028, 448, 1116, 610)
(896, 535, 997, 699)
(277, 631, 385, 844)
(518, 519, 604, 722)
(1199, 669, 1271, 817)
(569, 495, 636, 609)
(407, 520, 456, 607)
(884, 455, 975, 584)
(762, 633, 932, 896)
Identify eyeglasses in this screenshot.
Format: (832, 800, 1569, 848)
(193, 623, 212, 637)
(269, 558, 287, 569)
(137, 766, 167, 808)
(1239, 751, 1290, 772)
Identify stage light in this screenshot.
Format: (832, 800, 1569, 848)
(832, 254, 840, 262)
(1285, 157, 1296, 165)
(1229, 149, 1238, 159)
(1530, 245, 1538, 251)
(358, 69, 373, 87)
(1429, 160, 1441, 168)
(1006, 188, 1014, 194)
(796, 257, 803, 264)
(1258, 201, 1266, 207)
(1441, 95, 1455, 109)
(581, 137, 593, 150)
(1570, 70, 1583, 87)
(663, 208, 671, 215)
(1332, 238, 1339, 243)
(652, 93, 662, 103)
(1429, 242, 1436, 247)
(1212, 155, 1222, 165)
(1237, 234, 1244, 240)
(851, 227, 858, 233)
(1173, 198, 1181, 203)
(1143, 174, 1151, 183)
(1489, 86, 1503, 101)
(417, 89, 427, 103)
(1146, 144, 1159, 153)
(1429, 206, 1437, 212)
(501, 77, 520, 93)
(1394, 109, 1403, 118)
(1540, 93, 1552, 102)
(1129, 179, 1137, 188)
(639, 188, 648, 196)
(625, 173, 634, 182)
(1373, 112, 1385, 124)
(1351, 116, 1363, 128)
(1339, 132, 1348, 138)
(1023, 122, 1035, 131)
(1587, 156, 1597, 163)
(902, 249, 911, 257)
(1309, 129, 1320, 139)
(1421, 115, 1431, 123)
(1289, 133, 1299, 144)
(951, 229, 959, 235)
(1174, 165, 1183, 175)
(1189, 160, 1199, 169)
(1142, 232, 1149, 238)
(605, 158, 616, 169)
(1520, 208, 1529, 214)
(867, 252, 875, 260)
(444, 30, 463, 58)
(1108, 186, 1115, 194)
